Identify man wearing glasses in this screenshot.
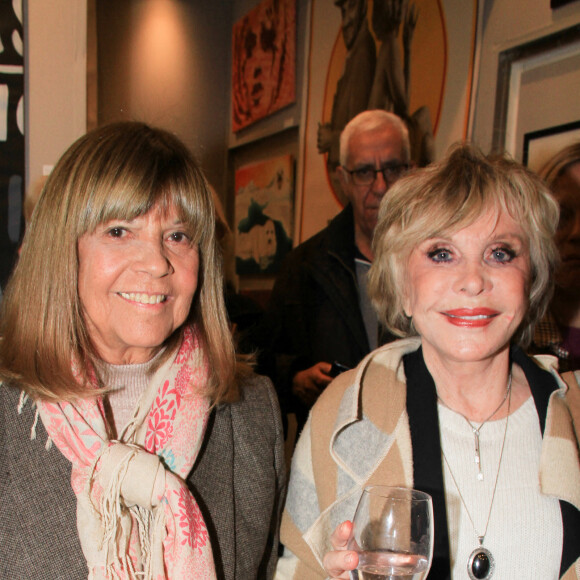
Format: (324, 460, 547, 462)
(261, 110, 411, 436)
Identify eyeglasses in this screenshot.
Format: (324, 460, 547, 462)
(344, 163, 409, 186)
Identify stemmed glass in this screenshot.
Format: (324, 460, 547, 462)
(347, 486, 434, 580)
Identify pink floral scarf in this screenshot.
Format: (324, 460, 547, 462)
(36, 327, 216, 579)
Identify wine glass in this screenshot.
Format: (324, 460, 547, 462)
(347, 485, 434, 580)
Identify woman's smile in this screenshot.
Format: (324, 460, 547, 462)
(117, 292, 168, 305)
(78, 205, 199, 365)
(442, 307, 500, 327)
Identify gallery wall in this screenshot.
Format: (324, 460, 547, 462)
(26, 0, 87, 192)
(95, 0, 232, 200)
(25, 0, 580, 221)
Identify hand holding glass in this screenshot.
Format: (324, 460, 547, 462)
(347, 486, 434, 580)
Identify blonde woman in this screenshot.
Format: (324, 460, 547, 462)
(531, 142, 580, 371)
(277, 145, 579, 580)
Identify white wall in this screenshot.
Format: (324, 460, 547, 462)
(96, 0, 232, 199)
(25, 0, 87, 191)
(471, 0, 580, 153)
(25, 0, 232, 199)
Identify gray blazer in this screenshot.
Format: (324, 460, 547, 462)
(0, 374, 286, 580)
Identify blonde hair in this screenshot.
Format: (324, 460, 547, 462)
(539, 141, 580, 186)
(23, 176, 46, 226)
(0, 122, 239, 403)
(368, 143, 560, 347)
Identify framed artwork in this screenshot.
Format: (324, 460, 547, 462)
(0, 0, 24, 289)
(231, 0, 296, 132)
(234, 154, 294, 275)
(492, 24, 580, 161)
(297, 0, 482, 243)
(523, 120, 580, 173)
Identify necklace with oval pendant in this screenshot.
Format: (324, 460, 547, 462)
(467, 545, 495, 579)
(440, 374, 512, 580)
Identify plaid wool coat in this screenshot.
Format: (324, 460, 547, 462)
(276, 338, 580, 579)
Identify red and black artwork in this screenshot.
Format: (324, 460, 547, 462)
(232, 0, 296, 132)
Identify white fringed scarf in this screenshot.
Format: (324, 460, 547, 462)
(35, 327, 217, 579)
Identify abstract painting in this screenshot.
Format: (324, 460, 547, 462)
(235, 154, 294, 274)
(232, 0, 296, 131)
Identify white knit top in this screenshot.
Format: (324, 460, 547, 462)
(97, 353, 162, 436)
(438, 396, 563, 579)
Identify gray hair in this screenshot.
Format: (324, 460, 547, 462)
(339, 110, 410, 166)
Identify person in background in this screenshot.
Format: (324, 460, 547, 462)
(0, 122, 286, 580)
(530, 142, 580, 371)
(260, 110, 410, 435)
(276, 144, 579, 579)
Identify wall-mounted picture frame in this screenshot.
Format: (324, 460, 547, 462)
(234, 154, 294, 275)
(492, 24, 580, 161)
(0, 0, 24, 289)
(231, 0, 296, 132)
(551, 0, 578, 8)
(523, 120, 580, 173)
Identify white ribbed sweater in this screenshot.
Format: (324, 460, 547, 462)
(439, 396, 563, 579)
(97, 355, 159, 436)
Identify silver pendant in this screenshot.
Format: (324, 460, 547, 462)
(467, 546, 495, 579)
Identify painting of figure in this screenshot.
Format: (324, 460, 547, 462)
(232, 0, 296, 131)
(316, 0, 376, 189)
(299, 0, 479, 242)
(318, 0, 436, 203)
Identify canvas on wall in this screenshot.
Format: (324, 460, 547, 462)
(494, 28, 580, 163)
(298, 0, 481, 242)
(232, 0, 296, 132)
(0, 0, 24, 290)
(235, 154, 294, 275)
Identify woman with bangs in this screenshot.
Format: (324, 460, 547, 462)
(276, 145, 579, 580)
(0, 122, 285, 580)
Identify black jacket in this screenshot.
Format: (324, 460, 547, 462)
(259, 205, 394, 425)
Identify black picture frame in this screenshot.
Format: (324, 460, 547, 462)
(522, 120, 580, 176)
(551, 0, 578, 8)
(523, 120, 580, 166)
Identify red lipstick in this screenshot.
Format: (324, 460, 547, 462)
(443, 308, 499, 328)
